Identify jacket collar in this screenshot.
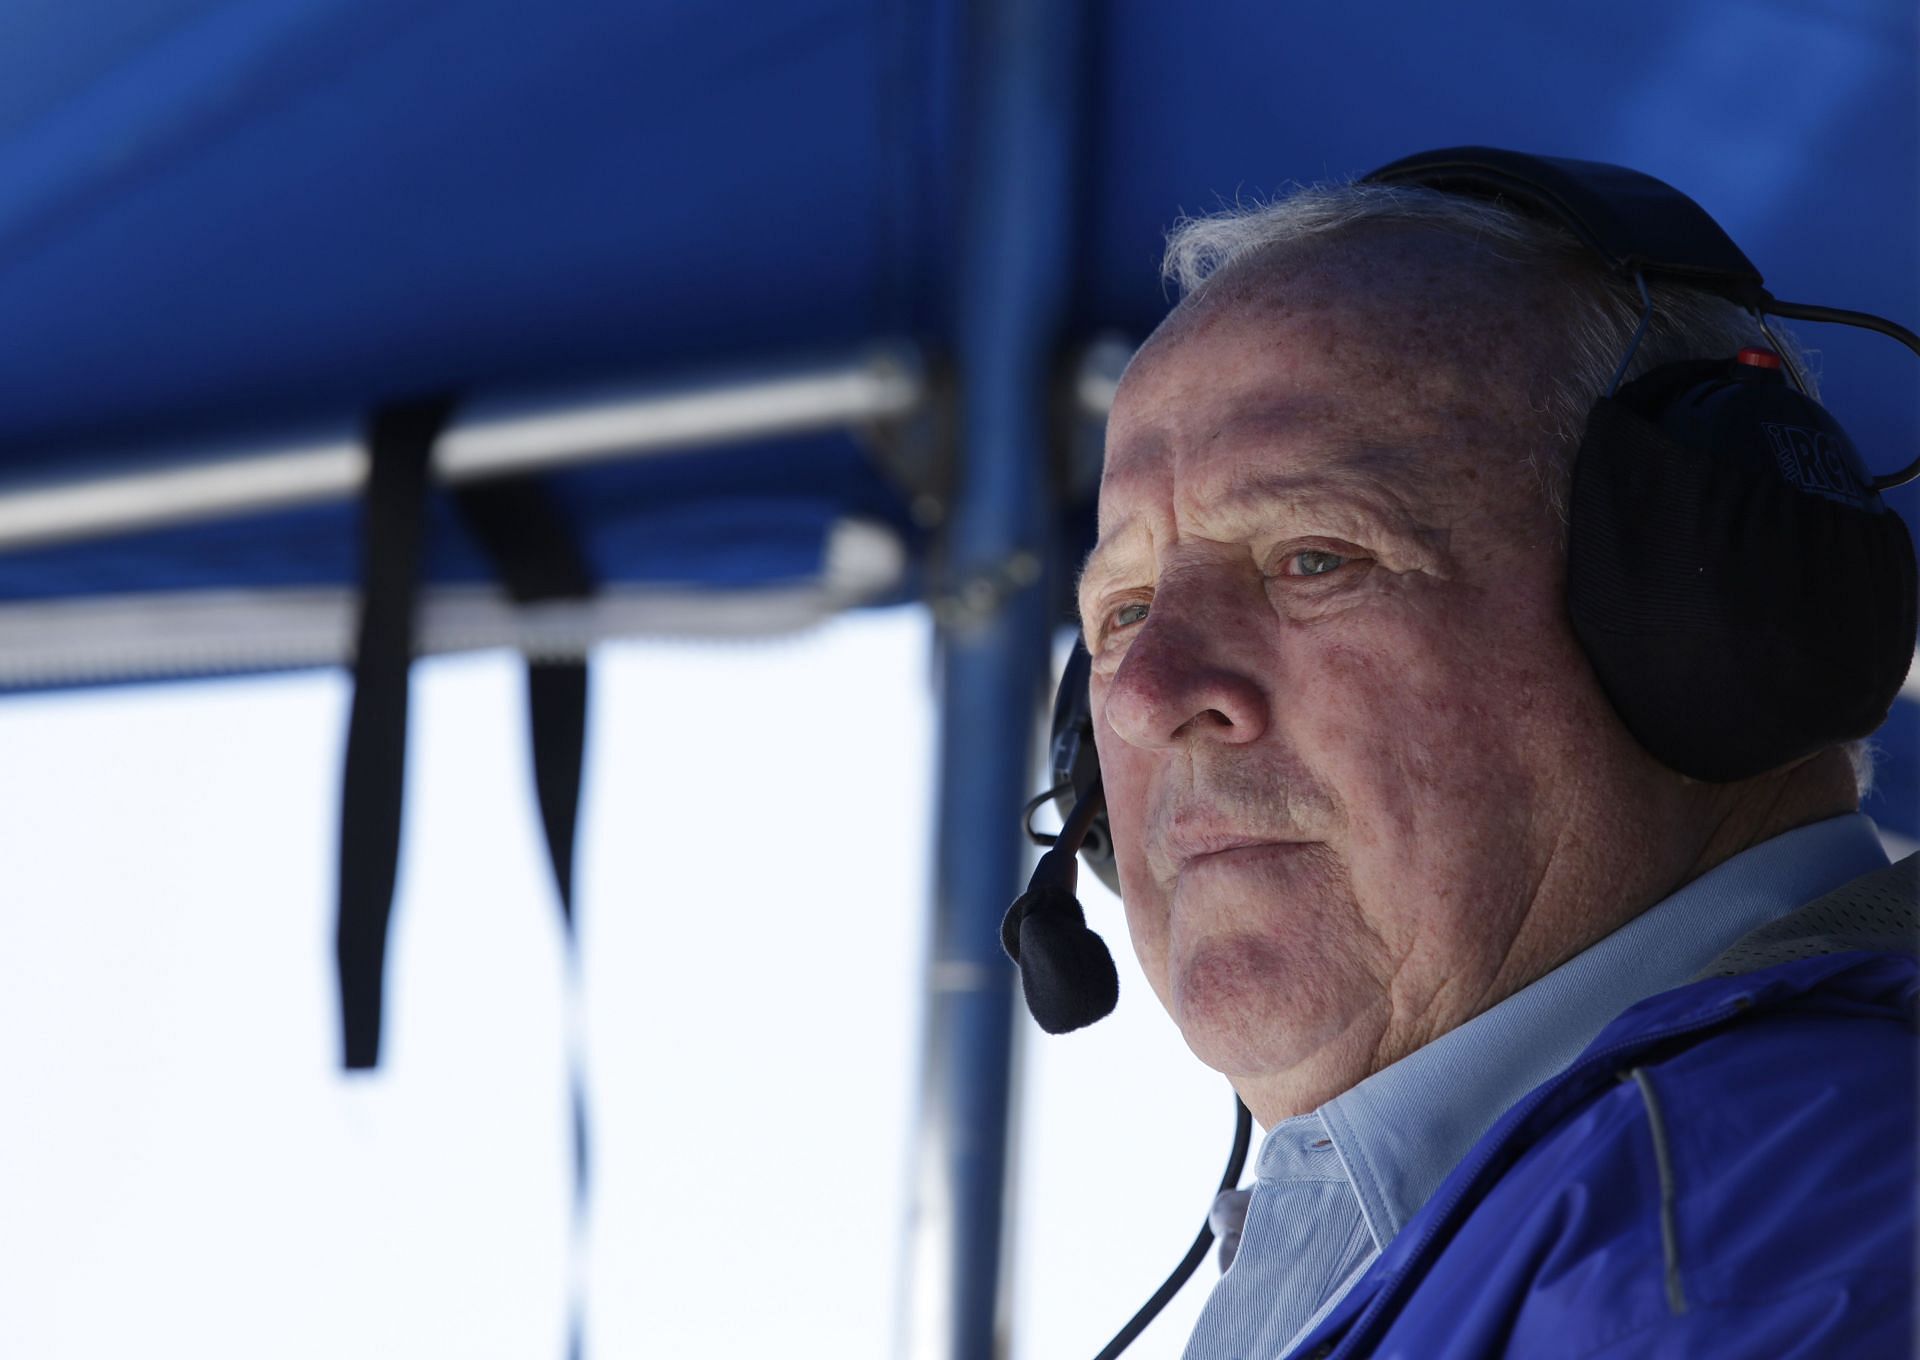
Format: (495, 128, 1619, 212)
(1294, 882, 1918, 1360)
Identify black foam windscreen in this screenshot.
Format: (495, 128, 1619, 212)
(1001, 866, 1120, 1034)
(1567, 357, 1918, 782)
(1003, 774, 1120, 1033)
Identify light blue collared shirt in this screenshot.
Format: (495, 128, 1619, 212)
(1182, 813, 1892, 1360)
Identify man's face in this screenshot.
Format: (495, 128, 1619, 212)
(1081, 231, 1671, 1116)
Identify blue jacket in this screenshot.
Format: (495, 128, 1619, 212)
(1288, 945, 1917, 1358)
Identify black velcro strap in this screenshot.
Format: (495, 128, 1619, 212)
(450, 476, 595, 924)
(450, 475, 597, 1360)
(337, 396, 453, 1071)
(528, 662, 589, 913)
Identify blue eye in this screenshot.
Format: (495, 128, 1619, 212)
(1110, 601, 1150, 630)
(1291, 550, 1347, 576)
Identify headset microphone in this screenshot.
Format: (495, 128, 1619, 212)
(1000, 774, 1119, 1033)
(1003, 764, 1255, 1360)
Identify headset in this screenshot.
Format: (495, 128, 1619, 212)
(1003, 146, 1920, 1357)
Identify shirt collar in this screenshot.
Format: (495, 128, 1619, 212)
(1291, 813, 1891, 1249)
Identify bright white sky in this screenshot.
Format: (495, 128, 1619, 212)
(0, 607, 1234, 1359)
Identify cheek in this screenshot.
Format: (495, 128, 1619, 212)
(1090, 680, 1146, 861)
(1290, 587, 1612, 935)
(1091, 706, 1174, 991)
(1290, 615, 1559, 835)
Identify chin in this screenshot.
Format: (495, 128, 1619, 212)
(1167, 932, 1374, 1086)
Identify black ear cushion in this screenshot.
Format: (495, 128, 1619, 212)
(1567, 371, 1917, 783)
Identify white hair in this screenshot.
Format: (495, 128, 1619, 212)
(1157, 181, 1869, 795)
(1161, 181, 1817, 517)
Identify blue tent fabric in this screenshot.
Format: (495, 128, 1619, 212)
(0, 0, 933, 449)
(0, 0, 1912, 821)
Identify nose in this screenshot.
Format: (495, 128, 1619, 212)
(1100, 581, 1270, 751)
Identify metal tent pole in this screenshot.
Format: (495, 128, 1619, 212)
(903, 2, 1084, 1357)
(0, 347, 923, 553)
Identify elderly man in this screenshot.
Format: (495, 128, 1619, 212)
(1064, 158, 1916, 1357)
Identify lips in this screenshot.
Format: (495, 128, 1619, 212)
(1188, 839, 1312, 871)
(1159, 814, 1304, 871)
(1175, 831, 1284, 861)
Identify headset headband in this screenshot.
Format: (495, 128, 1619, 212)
(1364, 145, 1920, 490)
(1364, 146, 1768, 307)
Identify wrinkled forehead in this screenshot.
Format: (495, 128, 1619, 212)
(1099, 231, 1559, 525)
(1140, 219, 1552, 367)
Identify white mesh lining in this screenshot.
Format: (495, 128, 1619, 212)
(1701, 855, 1918, 978)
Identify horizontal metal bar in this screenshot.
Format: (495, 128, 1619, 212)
(0, 345, 925, 553)
(0, 519, 906, 688)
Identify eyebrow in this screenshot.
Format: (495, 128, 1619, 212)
(1076, 443, 1443, 618)
(1074, 530, 1134, 624)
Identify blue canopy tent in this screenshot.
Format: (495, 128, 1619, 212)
(0, 2, 1912, 1356)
